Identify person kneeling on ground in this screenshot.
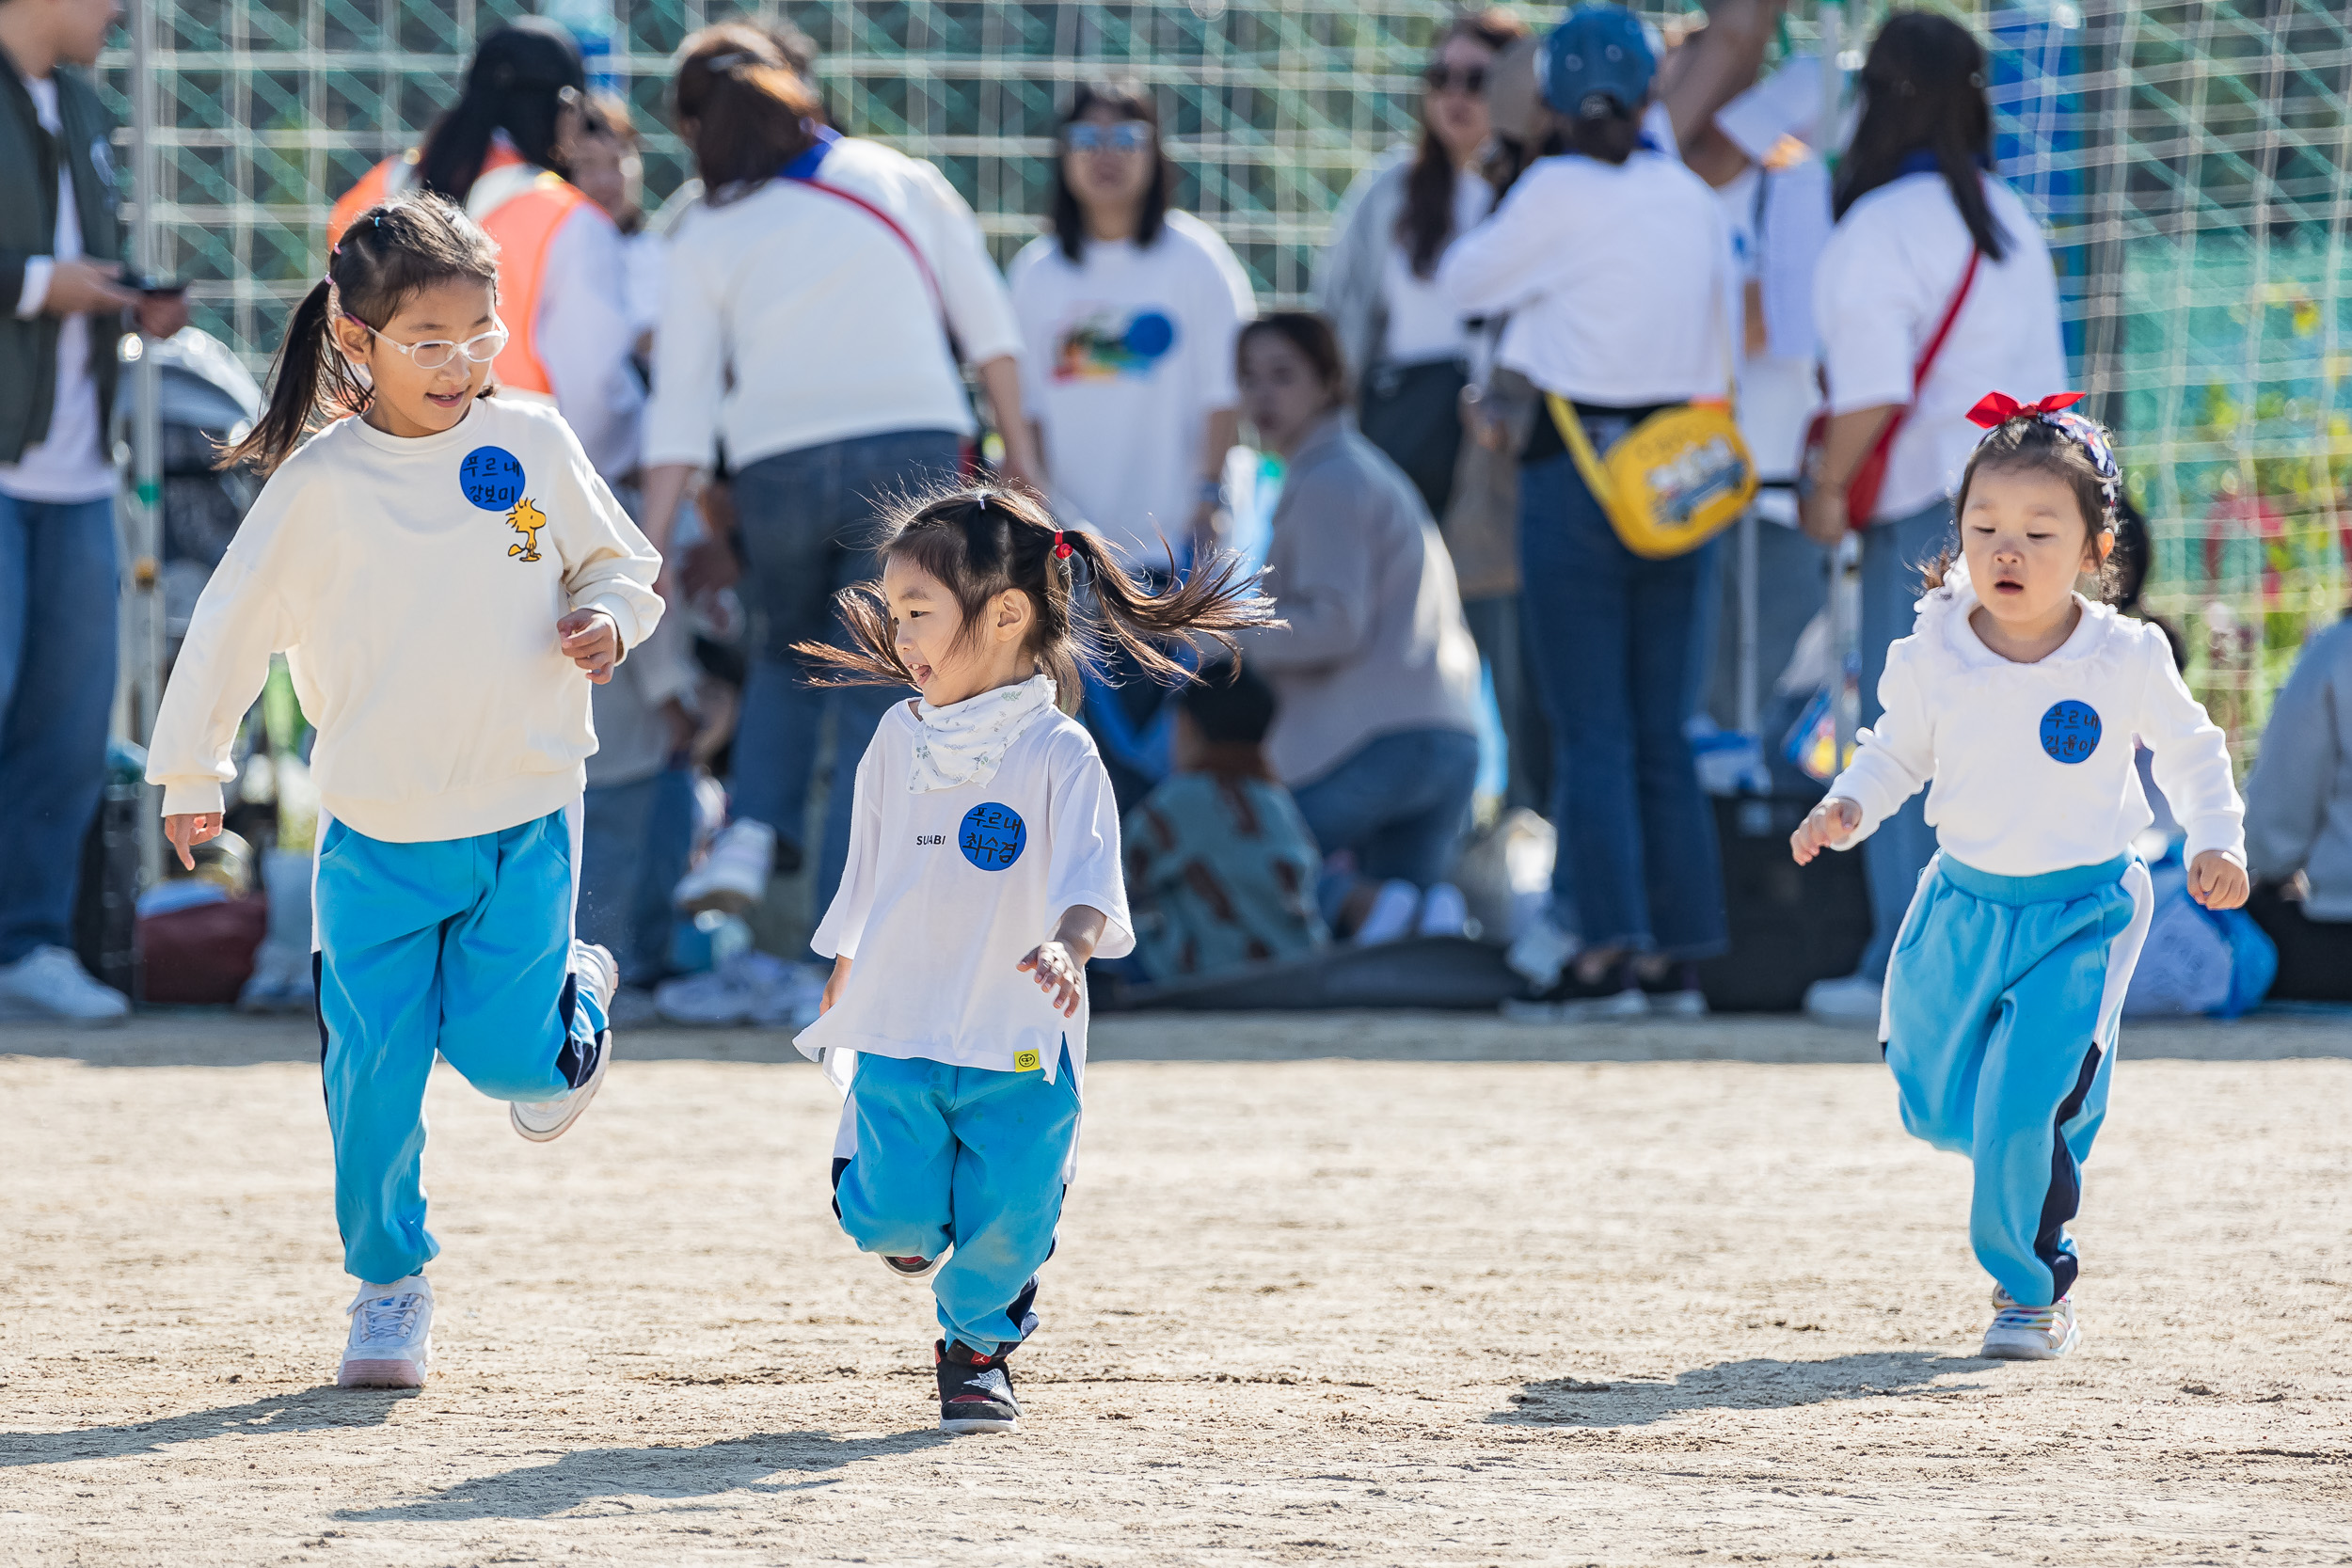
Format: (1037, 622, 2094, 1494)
(1123, 658, 1328, 982)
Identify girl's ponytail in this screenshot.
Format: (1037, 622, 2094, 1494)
(218, 277, 364, 476)
(1053, 528, 1276, 685)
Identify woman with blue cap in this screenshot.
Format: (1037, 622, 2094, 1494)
(1440, 3, 1736, 1018)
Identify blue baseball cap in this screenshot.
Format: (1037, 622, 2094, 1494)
(1539, 5, 1659, 118)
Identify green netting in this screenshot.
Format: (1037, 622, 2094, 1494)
(98, 0, 2352, 765)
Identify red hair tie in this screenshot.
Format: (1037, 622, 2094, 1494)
(1051, 530, 1073, 561)
(1967, 389, 2085, 429)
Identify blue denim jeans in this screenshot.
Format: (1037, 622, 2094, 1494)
(728, 430, 961, 913)
(1518, 450, 1727, 958)
(1289, 726, 1481, 894)
(0, 493, 118, 964)
(1856, 497, 1958, 980)
(580, 765, 695, 985)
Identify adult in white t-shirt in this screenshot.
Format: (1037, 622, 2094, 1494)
(0, 0, 183, 1022)
(1009, 84, 1254, 577)
(1798, 12, 2068, 1016)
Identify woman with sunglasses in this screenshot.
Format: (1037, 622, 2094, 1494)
(1007, 83, 1258, 803)
(326, 20, 643, 488)
(1316, 9, 1528, 522)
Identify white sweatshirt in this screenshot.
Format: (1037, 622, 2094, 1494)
(644, 137, 1022, 469)
(1828, 563, 2244, 878)
(795, 701, 1134, 1090)
(149, 398, 664, 842)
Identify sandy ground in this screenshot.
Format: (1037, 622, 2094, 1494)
(3, 1010, 2348, 1566)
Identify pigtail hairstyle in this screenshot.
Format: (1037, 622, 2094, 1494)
(220, 194, 501, 477)
(1919, 396, 2123, 601)
(796, 485, 1281, 715)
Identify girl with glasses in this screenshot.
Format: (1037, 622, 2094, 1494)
(149, 194, 664, 1391)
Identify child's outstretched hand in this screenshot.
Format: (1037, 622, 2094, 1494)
(1018, 941, 1087, 1018)
(2188, 850, 2249, 911)
(1790, 797, 1862, 865)
(557, 608, 619, 684)
(165, 812, 222, 870)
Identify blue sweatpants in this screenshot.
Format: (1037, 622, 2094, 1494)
(1883, 851, 2153, 1307)
(315, 807, 606, 1285)
(833, 1049, 1081, 1354)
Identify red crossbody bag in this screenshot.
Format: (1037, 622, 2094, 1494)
(1803, 247, 1980, 531)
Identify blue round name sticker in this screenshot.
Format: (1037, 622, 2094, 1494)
(457, 446, 526, 511)
(2039, 700, 2102, 765)
(959, 803, 1026, 872)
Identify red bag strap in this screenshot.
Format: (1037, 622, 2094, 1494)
(1910, 247, 1982, 394)
(783, 174, 946, 321)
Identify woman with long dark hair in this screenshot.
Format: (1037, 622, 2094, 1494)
(1006, 81, 1258, 802)
(642, 25, 1041, 921)
(326, 20, 642, 483)
(1794, 9, 2066, 1020)
(1440, 5, 1737, 1017)
(1315, 9, 1530, 520)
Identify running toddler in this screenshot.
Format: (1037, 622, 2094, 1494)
(148, 196, 663, 1387)
(794, 486, 1273, 1432)
(1791, 391, 2246, 1360)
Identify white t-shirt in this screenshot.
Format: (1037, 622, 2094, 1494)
(1008, 211, 1256, 567)
(1720, 161, 1833, 516)
(1379, 171, 1493, 367)
(148, 398, 664, 842)
(1438, 150, 1736, 407)
(1829, 563, 2245, 879)
(796, 702, 1136, 1089)
(2, 74, 116, 504)
(1813, 172, 2069, 522)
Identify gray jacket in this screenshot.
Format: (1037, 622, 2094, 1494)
(2243, 615, 2352, 919)
(0, 48, 124, 467)
(1312, 146, 1413, 394)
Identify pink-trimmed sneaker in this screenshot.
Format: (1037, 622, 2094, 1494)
(338, 1275, 433, 1387)
(1979, 1287, 2080, 1360)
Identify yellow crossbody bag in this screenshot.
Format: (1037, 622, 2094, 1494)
(1542, 285, 1756, 560)
(1545, 392, 1757, 560)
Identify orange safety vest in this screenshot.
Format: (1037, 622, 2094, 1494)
(323, 144, 589, 397)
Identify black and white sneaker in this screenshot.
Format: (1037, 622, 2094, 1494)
(935, 1338, 1020, 1433)
(1502, 958, 1648, 1022)
(512, 942, 617, 1143)
(1636, 959, 1708, 1018)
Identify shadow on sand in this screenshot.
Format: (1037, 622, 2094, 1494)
(0, 1387, 409, 1466)
(1488, 1351, 1994, 1428)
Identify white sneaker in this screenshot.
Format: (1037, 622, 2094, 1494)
(1415, 881, 1470, 939)
(652, 948, 820, 1027)
(1351, 879, 1421, 946)
(237, 943, 315, 1014)
(0, 945, 130, 1024)
(1803, 971, 1884, 1022)
(881, 1252, 943, 1283)
(511, 942, 616, 1143)
(1979, 1287, 2080, 1360)
(339, 1275, 434, 1387)
(1505, 914, 1577, 991)
(672, 818, 777, 915)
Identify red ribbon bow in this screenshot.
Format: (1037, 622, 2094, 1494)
(1967, 390, 2085, 429)
(1051, 530, 1073, 561)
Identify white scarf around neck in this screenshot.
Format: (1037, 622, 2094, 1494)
(908, 673, 1058, 792)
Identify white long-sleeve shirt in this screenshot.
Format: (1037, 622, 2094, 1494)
(1438, 150, 1736, 406)
(533, 202, 644, 482)
(149, 398, 663, 842)
(1827, 563, 2244, 878)
(644, 136, 1022, 469)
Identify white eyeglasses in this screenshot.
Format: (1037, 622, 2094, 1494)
(358, 318, 511, 372)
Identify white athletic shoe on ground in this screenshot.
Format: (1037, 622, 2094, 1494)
(339, 1275, 434, 1388)
(1415, 881, 1471, 939)
(1803, 971, 1884, 1022)
(881, 1252, 943, 1283)
(0, 945, 130, 1025)
(511, 942, 617, 1143)
(1351, 879, 1421, 946)
(1504, 914, 1577, 991)
(672, 818, 776, 915)
(1979, 1288, 2080, 1360)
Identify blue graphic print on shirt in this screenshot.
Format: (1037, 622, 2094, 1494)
(2039, 700, 2102, 765)
(458, 446, 526, 511)
(960, 803, 1027, 871)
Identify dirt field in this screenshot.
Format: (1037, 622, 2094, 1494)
(4, 1010, 2349, 1566)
